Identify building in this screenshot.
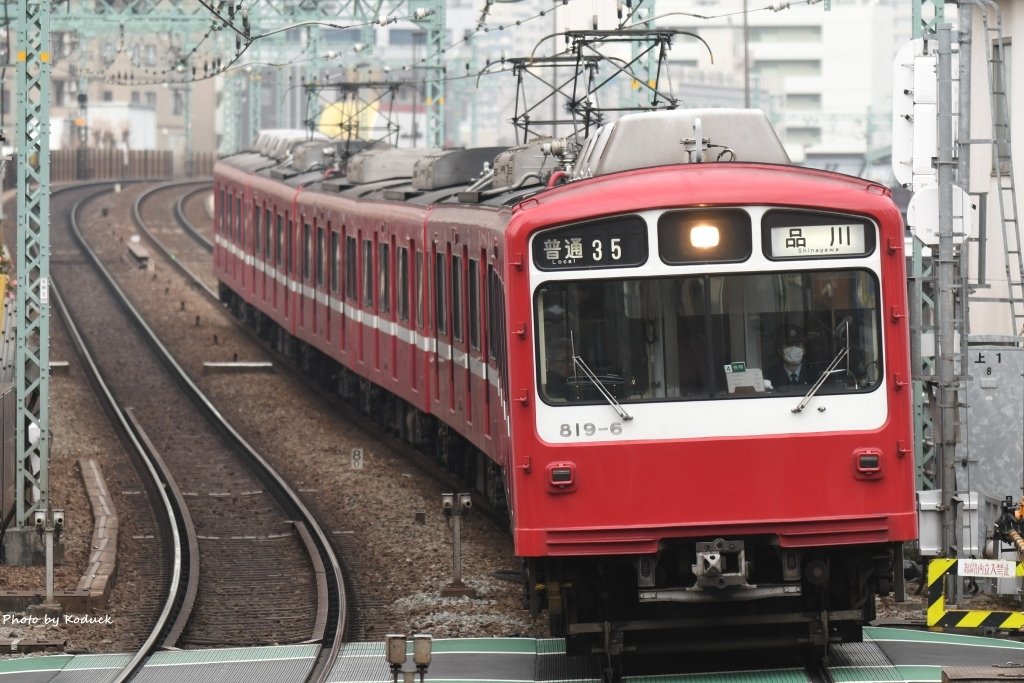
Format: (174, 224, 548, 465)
(655, 0, 911, 159)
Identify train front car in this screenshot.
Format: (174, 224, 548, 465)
(505, 111, 914, 657)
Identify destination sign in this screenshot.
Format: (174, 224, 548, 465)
(532, 215, 648, 271)
(769, 223, 867, 258)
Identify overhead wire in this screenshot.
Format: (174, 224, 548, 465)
(90, 0, 818, 88)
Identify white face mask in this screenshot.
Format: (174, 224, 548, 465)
(782, 346, 804, 365)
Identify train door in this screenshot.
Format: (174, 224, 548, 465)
(274, 210, 286, 317)
(344, 232, 357, 360)
(305, 222, 317, 342)
(452, 247, 467, 418)
(384, 234, 398, 381)
(433, 243, 449, 409)
(224, 191, 234, 282)
(236, 194, 244, 292)
(479, 253, 491, 440)
(396, 241, 410, 385)
(301, 218, 312, 335)
(252, 202, 261, 302)
(377, 233, 391, 376)
(282, 213, 292, 322)
(360, 232, 373, 366)
(244, 194, 253, 299)
(309, 219, 322, 342)
(322, 223, 332, 346)
(487, 263, 507, 439)
(223, 191, 232, 280)
(413, 247, 424, 397)
(468, 254, 482, 431)
(215, 187, 224, 273)
(252, 202, 263, 303)
(262, 206, 273, 309)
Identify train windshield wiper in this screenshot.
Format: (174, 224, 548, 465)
(571, 354, 633, 421)
(792, 338, 849, 414)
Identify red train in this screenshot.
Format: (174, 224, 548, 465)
(214, 110, 915, 659)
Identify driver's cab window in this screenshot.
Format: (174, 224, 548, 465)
(535, 270, 881, 405)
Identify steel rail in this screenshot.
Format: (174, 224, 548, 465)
(173, 180, 215, 252)
(131, 180, 348, 683)
(49, 183, 189, 683)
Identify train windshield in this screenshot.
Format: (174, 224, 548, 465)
(535, 270, 882, 404)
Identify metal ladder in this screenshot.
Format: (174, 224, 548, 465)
(976, 0, 1024, 333)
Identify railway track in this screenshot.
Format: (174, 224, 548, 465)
(50, 277, 187, 681)
(49, 182, 345, 681)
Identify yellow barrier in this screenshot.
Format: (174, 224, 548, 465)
(927, 558, 1024, 629)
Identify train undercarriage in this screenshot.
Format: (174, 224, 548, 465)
(528, 538, 900, 661)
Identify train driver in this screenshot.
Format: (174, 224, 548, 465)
(766, 326, 814, 391)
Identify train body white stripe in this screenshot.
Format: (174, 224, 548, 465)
(217, 240, 479, 378)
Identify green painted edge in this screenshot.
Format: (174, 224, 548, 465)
(63, 653, 134, 670)
(867, 626, 1024, 649)
(895, 664, 943, 681)
(0, 654, 74, 673)
(625, 667, 807, 683)
(829, 665, 905, 682)
(147, 643, 319, 665)
(430, 638, 540, 654)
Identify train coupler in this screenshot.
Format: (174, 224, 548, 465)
(692, 538, 750, 589)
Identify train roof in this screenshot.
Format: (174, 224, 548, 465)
(572, 109, 789, 179)
(220, 110, 796, 208)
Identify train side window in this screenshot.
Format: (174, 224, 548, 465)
(317, 226, 325, 286)
(276, 214, 284, 268)
(330, 231, 340, 293)
(362, 239, 373, 307)
(302, 222, 312, 280)
(345, 236, 357, 300)
(397, 246, 409, 322)
(435, 251, 447, 335)
(253, 205, 261, 257)
(452, 254, 463, 342)
(264, 209, 273, 261)
(286, 218, 294, 274)
(379, 241, 391, 314)
(469, 259, 480, 350)
(415, 250, 424, 329)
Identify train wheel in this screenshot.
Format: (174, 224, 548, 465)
(524, 559, 544, 617)
(484, 461, 505, 507)
(435, 424, 450, 467)
(547, 578, 568, 638)
(358, 378, 372, 416)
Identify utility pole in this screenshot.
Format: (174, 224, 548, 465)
(936, 23, 959, 599)
(743, 0, 749, 108)
(5, 0, 53, 566)
(409, 0, 445, 148)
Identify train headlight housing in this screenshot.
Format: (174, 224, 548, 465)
(690, 224, 720, 249)
(547, 462, 577, 493)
